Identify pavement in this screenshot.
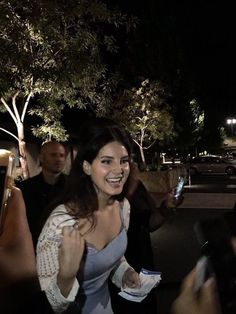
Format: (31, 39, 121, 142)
(179, 192, 236, 209)
(150, 191, 236, 314)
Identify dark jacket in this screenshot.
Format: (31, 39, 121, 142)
(17, 172, 67, 248)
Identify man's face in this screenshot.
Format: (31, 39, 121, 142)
(40, 143, 66, 174)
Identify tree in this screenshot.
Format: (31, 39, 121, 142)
(189, 99, 204, 154)
(0, 0, 134, 178)
(97, 79, 175, 168)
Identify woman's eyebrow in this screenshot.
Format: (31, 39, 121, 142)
(99, 155, 129, 159)
(100, 155, 113, 159)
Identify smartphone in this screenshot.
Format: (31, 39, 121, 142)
(174, 176, 185, 199)
(0, 149, 16, 234)
(194, 255, 213, 292)
(194, 218, 236, 313)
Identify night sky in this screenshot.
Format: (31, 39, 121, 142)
(172, 0, 235, 117)
(112, 0, 235, 125)
(1, 0, 235, 143)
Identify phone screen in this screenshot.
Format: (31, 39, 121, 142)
(0, 165, 7, 211)
(174, 176, 185, 199)
(194, 255, 212, 292)
(0, 151, 15, 234)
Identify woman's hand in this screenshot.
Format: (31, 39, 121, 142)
(122, 268, 140, 289)
(57, 226, 85, 297)
(171, 268, 221, 314)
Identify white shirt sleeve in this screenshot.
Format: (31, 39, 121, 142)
(36, 205, 80, 313)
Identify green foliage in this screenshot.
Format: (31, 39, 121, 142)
(172, 96, 205, 154)
(98, 79, 175, 149)
(190, 98, 204, 142)
(0, 0, 135, 140)
(32, 121, 69, 142)
(29, 98, 68, 141)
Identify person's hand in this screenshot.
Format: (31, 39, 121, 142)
(57, 226, 85, 297)
(122, 267, 140, 289)
(165, 188, 183, 209)
(171, 268, 221, 314)
(158, 189, 183, 218)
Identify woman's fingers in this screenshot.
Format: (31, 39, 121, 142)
(122, 268, 140, 288)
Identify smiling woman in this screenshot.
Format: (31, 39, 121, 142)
(36, 117, 141, 314)
(83, 141, 130, 198)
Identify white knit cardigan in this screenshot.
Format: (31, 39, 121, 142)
(36, 198, 131, 313)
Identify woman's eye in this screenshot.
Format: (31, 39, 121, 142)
(121, 158, 129, 164)
(101, 159, 111, 164)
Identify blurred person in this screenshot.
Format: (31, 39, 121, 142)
(171, 268, 221, 314)
(17, 141, 67, 248)
(0, 187, 53, 314)
(36, 118, 141, 314)
(110, 163, 182, 314)
(172, 214, 236, 314)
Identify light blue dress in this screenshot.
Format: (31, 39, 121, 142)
(37, 202, 130, 314)
(76, 227, 127, 313)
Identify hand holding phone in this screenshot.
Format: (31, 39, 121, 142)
(0, 149, 16, 234)
(194, 218, 236, 312)
(194, 255, 213, 292)
(174, 176, 185, 199)
(164, 177, 185, 211)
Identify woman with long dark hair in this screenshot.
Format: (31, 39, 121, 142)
(36, 118, 140, 314)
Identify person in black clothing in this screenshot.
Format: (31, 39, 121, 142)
(110, 163, 181, 314)
(17, 141, 67, 248)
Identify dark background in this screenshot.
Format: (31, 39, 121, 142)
(111, 0, 235, 122)
(1, 0, 235, 146)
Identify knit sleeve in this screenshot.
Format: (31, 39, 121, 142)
(36, 205, 79, 313)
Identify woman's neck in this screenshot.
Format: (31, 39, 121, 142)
(97, 194, 116, 211)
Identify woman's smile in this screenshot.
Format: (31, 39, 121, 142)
(83, 141, 130, 197)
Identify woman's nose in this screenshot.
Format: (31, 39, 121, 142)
(112, 163, 124, 173)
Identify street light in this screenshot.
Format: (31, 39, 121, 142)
(226, 118, 236, 136)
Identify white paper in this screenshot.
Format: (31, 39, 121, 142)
(118, 268, 162, 302)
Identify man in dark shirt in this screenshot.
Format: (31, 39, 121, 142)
(17, 141, 67, 248)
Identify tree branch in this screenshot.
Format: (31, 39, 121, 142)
(132, 138, 141, 148)
(0, 97, 17, 125)
(0, 128, 19, 141)
(21, 91, 33, 122)
(12, 91, 21, 122)
(144, 139, 157, 150)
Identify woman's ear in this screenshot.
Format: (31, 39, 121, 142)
(83, 160, 91, 175)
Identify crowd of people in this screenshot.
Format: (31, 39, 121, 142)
(0, 117, 235, 314)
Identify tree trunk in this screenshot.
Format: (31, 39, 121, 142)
(139, 146, 146, 170)
(17, 122, 30, 179)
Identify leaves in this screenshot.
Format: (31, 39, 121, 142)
(0, 0, 133, 141)
(97, 78, 175, 165)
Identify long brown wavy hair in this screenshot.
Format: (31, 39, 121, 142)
(53, 117, 133, 229)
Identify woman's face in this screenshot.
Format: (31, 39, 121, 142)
(83, 141, 130, 198)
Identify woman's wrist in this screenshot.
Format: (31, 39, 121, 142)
(57, 274, 75, 297)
